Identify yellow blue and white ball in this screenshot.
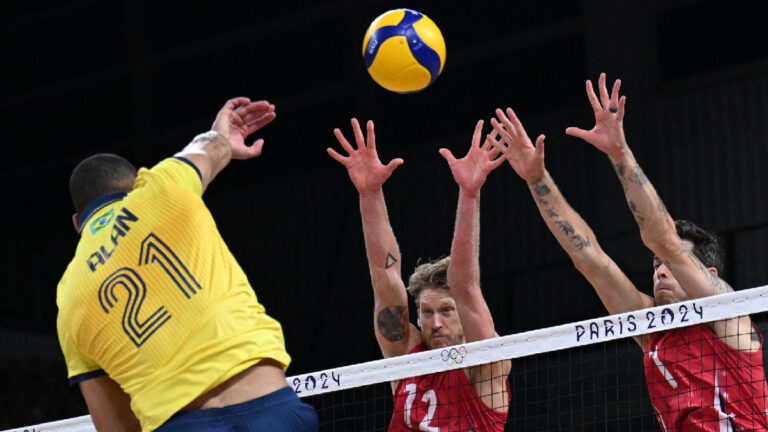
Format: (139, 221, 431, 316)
(362, 9, 446, 93)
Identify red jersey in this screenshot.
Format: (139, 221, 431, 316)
(389, 343, 510, 432)
(644, 324, 768, 431)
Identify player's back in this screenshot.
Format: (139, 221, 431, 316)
(57, 158, 290, 431)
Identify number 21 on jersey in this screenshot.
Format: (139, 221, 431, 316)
(99, 233, 201, 347)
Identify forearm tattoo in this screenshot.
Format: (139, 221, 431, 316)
(628, 165, 649, 187)
(377, 306, 407, 342)
(615, 162, 671, 231)
(571, 233, 592, 251)
(385, 252, 398, 269)
(534, 179, 592, 251)
(555, 220, 575, 237)
(613, 162, 649, 190)
(614, 162, 626, 177)
(534, 184, 551, 196)
(552, 218, 591, 251)
(628, 201, 646, 229)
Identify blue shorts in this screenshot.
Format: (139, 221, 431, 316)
(156, 386, 318, 432)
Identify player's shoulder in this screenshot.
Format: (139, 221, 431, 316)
(134, 157, 203, 196)
(56, 259, 78, 307)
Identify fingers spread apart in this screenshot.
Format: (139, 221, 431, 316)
(587, 73, 624, 115)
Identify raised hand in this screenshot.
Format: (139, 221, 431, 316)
(211, 97, 277, 160)
(327, 118, 403, 194)
(489, 108, 546, 183)
(439, 120, 505, 196)
(565, 73, 628, 161)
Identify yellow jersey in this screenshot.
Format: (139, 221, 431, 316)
(57, 157, 291, 431)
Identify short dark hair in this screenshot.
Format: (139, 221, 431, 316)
(675, 220, 725, 274)
(69, 153, 137, 214)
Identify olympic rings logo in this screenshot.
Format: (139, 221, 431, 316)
(440, 345, 468, 366)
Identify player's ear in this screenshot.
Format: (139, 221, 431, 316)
(416, 308, 421, 329)
(72, 214, 80, 232)
(708, 267, 718, 276)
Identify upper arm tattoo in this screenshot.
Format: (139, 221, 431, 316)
(385, 252, 398, 269)
(377, 306, 407, 342)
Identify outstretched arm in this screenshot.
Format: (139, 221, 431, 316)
(439, 120, 505, 343)
(328, 119, 420, 358)
(178, 97, 276, 191)
(566, 73, 755, 350)
(490, 108, 652, 347)
(441, 120, 511, 411)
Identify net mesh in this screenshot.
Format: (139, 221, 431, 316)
(6, 285, 768, 432)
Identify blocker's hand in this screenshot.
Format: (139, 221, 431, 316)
(490, 108, 546, 184)
(565, 73, 628, 161)
(327, 119, 403, 194)
(439, 120, 505, 196)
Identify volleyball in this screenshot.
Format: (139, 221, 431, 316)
(362, 9, 446, 93)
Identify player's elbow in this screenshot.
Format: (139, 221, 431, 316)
(571, 247, 610, 278)
(370, 267, 403, 291)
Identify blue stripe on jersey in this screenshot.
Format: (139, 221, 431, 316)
(175, 156, 202, 182)
(79, 192, 127, 234)
(69, 369, 107, 386)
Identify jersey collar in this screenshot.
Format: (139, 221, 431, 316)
(78, 192, 127, 234)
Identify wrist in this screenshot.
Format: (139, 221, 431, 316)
(607, 140, 633, 164)
(525, 169, 549, 187)
(609, 150, 634, 169)
(192, 130, 220, 141)
(359, 188, 384, 199)
(459, 186, 481, 200)
(195, 130, 230, 146)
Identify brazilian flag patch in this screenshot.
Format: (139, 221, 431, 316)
(89, 208, 115, 235)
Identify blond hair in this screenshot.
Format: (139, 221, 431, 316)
(406, 256, 451, 307)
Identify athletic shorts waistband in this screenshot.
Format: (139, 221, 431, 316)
(162, 386, 298, 427)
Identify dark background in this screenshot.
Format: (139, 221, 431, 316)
(3, 0, 768, 430)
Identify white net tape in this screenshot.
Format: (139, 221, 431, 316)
(5, 284, 768, 432)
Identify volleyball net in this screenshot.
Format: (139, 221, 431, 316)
(5, 285, 768, 431)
